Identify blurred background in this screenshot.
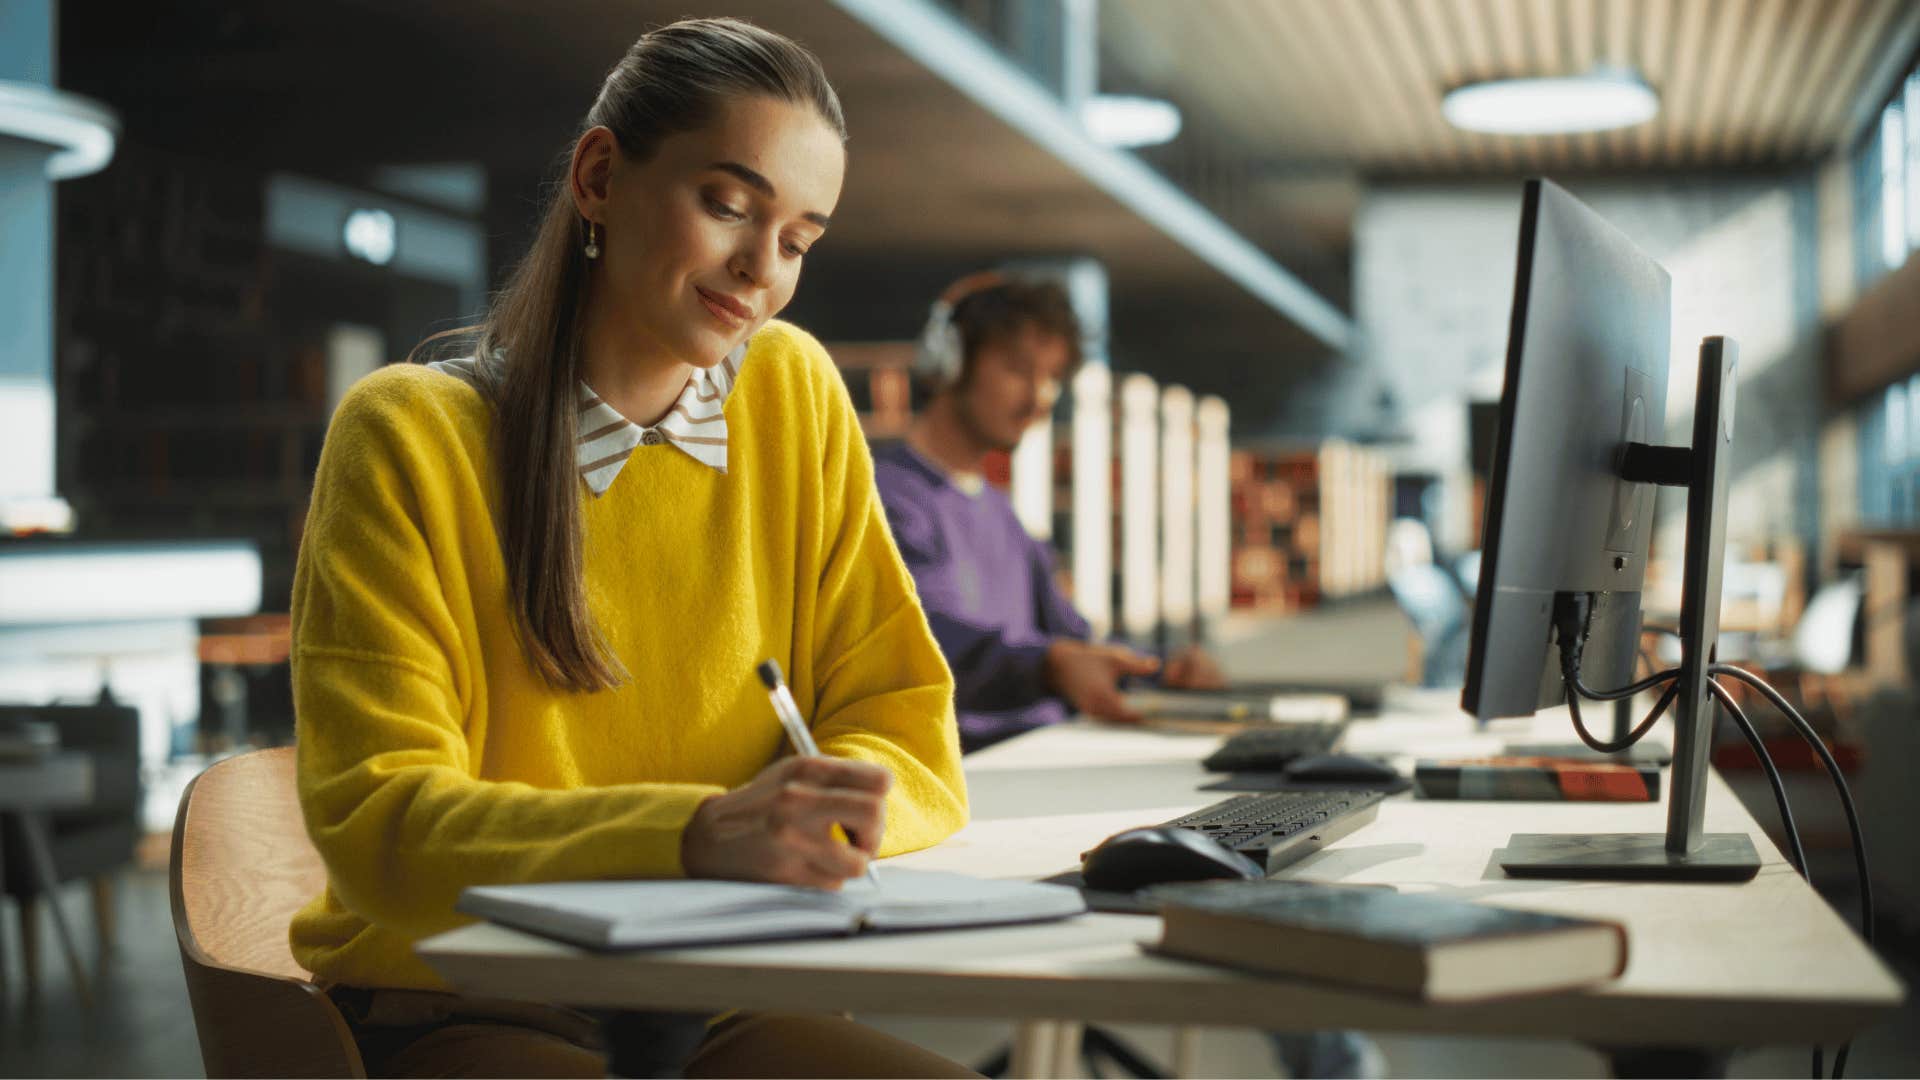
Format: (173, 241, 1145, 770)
(2, 0, 1918, 1075)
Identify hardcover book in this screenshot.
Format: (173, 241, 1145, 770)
(1148, 881, 1628, 1002)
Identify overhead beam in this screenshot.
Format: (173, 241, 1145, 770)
(829, 0, 1353, 352)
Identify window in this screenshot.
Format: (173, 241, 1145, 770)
(1881, 104, 1906, 272)
(1856, 63, 1920, 288)
(1860, 374, 1920, 527)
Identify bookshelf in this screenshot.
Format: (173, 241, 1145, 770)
(1230, 439, 1391, 612)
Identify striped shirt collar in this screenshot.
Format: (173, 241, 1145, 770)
(575, 344, 747, 493)
(426, 345, 747, 495)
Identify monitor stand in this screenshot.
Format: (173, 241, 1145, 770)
(1499, 337, 1761, 883)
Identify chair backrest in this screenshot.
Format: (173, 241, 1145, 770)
(1793, 575, 1865, 676)
(170, 747, 365, 1078)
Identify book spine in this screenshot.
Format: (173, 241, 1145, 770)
(1416, 764, 1658, 801)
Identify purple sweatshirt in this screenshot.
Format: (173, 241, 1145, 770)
(871, 441, 1090, 751)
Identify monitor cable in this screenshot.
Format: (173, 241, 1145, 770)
(1553, 596, 1683, 754)
(1559, 616, 1872, 1078)
(1555, 602, 1865, 1076)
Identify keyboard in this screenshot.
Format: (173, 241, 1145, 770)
(1161, 789, 1385, 874)
(1201, 722, 1345, 772)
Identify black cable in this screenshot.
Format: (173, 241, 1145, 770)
(1564, 677, 1680, 754)
(1713, 663, 1873, 1080)
(1708, 679, 1806, 877)
(1571, 665, 1685, 702)
(1552, 597, 1684, 754)
(1710, 664, 1873, 943)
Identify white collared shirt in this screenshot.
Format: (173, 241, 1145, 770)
(428, 344, 747, 495)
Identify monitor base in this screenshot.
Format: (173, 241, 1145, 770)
(1499, 832, 1762, 882)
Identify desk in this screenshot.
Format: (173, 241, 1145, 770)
(418, 694, 1904, 1076)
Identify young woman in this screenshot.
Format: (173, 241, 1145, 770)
(289, 18, 971, 1077)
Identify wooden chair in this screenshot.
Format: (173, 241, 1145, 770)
(169, 747, 365, 1077)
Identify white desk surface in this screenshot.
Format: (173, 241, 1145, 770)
(418, 691, 1904, 1048)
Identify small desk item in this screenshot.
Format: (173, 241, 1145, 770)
(1147, 880, 1627, 1003)
(1158, 789, 1384, 874)
(456, 867, 1085, 951)
(1126, 690, 1347, 731)
(1200, 723, 1346, 772)
(1414, 756, 1661, 801)
(1502, 740, 1672, 767)
(1080, 827, 1263, 893)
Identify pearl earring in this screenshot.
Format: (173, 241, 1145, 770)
(584, 222, 602, 260)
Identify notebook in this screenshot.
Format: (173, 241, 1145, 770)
(1147, 880, 1627, 1002)
(457, 867, 1087, 951)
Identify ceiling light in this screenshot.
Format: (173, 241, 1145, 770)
(1442, 69, 1658, 135)
(1081, 94, 1182, 149)
(0, 81, 119, 180)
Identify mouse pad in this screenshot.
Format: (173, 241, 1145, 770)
(1199, 772, 1413, 796)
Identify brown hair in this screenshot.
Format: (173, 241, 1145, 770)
(950, 280, 1084, 388)
(420, 18, 846, 692)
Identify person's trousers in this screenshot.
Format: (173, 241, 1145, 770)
(326, 986, 981, 1078)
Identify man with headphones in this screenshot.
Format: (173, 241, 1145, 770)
(871, 273, 1223, 754)
(874, 273, 1382, 1077)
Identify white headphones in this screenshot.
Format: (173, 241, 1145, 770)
(913, 271, 1006, 390)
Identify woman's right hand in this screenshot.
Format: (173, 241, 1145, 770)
(680, 755, 891, 890)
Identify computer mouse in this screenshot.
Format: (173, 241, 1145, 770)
(1080, 826, 1264, 893)
(1282, 753, 1401, 784)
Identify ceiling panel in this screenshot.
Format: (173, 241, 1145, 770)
(1103, 0, 1920, 174)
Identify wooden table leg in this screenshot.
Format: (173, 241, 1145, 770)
(1050, 1021, 1083, 1079)
(1009, 1021, 1058, 1079)
(1171, 1025, 1201, 1078)
(15, 812, 89, 1005)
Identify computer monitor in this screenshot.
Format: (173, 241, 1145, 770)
(1462, 179, 1759, 881)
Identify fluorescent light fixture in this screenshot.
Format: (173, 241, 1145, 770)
(0, 81, 119, 179)
(1081, 94, 1182, 149)
(343, 207, 398, 266)
(0, 541, 262, 624)
(1442, 69, 1658, 135)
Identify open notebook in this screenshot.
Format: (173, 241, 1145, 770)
(457, 867, 1087, 951)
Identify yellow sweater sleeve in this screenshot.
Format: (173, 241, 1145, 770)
(785, 330, 970, 855)
(291, 372, 723, 943)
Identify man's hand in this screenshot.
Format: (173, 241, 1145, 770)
(680, 755, 891, 890)
(1044, 639, 1161, 724)
(1161, 646, 1226, 690)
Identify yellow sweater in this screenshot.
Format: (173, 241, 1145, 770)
(288, 321, 968, 989)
